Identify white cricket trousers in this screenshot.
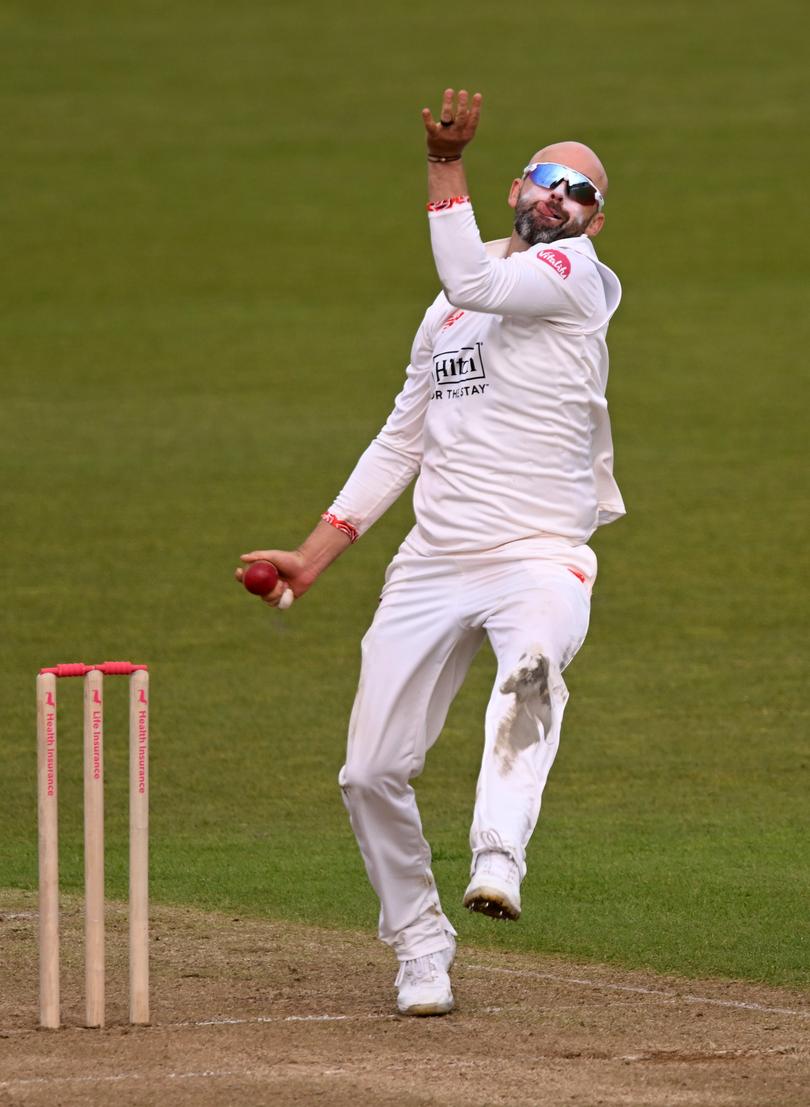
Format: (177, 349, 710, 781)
(338, 536, 596, 961)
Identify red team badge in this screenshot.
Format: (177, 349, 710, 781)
(535, 249, 571, 279)
(441, 309, 465, 331)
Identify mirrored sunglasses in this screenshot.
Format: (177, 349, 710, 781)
(522, 162, 604, 210)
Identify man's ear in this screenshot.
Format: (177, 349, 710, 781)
(585, 212, 605, 238)
(507, 178, 522, 210)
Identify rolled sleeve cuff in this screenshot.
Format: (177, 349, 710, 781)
(426, 196, 471, 216)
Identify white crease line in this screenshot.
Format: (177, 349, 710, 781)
(0, 1070, 246, 1090)
(620, 1046, 801, 1062)
(466, 964, 810, 1018)
(0, 1012, 404, 1038)
(186, 1012, 398, 1028)
(3, 977, 806, 1041)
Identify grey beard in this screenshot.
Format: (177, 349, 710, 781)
(514, 208, 574, 245)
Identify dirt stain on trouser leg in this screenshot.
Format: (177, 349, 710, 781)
(494, 649, 554, 774)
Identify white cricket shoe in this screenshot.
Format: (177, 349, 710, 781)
(395, 936, 456, 1016)
(463, 850, 521, 920)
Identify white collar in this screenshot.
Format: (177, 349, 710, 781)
(485, 234, 597, 260)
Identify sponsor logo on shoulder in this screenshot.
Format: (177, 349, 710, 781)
(440, 309, 465, 332)
(536, 248, 571, 279)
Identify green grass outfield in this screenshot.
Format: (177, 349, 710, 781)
(1, 2, 808, 987)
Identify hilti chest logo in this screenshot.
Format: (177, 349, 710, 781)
(432, 342, 486, 384)
(431, 341, 489, 401)
(536, 248, 571, 279)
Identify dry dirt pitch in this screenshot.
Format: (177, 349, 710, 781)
(1, 892, 808, 1106)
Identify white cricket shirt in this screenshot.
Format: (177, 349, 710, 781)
(327, 198, 624, 554)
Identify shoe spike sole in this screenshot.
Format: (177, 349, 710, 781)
(463, 892, 520, 921)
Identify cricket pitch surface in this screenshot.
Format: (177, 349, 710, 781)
(1, 891, 808, 1106)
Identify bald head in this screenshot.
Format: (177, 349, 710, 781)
(529, 141, 608, 196)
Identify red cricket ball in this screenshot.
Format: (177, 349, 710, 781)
(243, 560, 279, 596)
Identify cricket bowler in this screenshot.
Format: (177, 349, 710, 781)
(237, 88, 624, 1016)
